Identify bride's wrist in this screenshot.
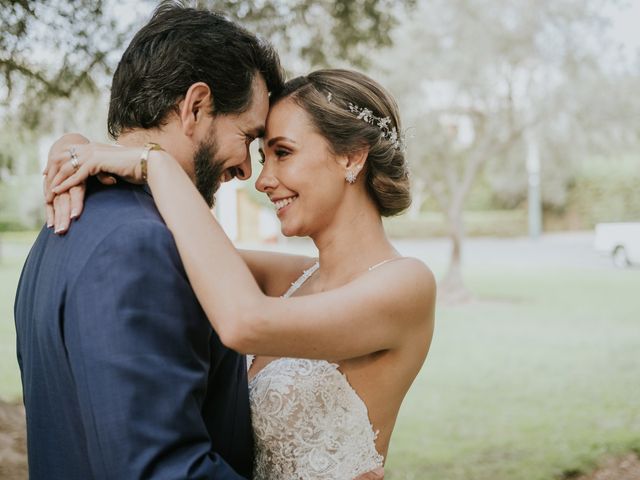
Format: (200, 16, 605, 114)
(137, 143, 165, 183)
(145, 149, 176, 183)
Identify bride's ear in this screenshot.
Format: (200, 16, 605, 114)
(343, 147, 368, 174)
(179, 82, 212, 137)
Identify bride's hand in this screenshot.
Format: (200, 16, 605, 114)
(43, 133, 116, 233)
(44, 139, 153, 234)
(49, 142, 148, 197)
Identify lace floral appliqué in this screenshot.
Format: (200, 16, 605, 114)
(249, 358, 384, 480)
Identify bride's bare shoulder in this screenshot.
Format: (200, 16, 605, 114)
(401, 257, 436, 290)
(373, 256, 435, 289)
(366, 257, 436, 325)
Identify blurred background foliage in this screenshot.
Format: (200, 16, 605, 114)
(1, 0, 638, 227)
(0, 0, 637, 240)
(0, 1, 124, 129)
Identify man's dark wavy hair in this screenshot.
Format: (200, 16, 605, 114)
(107, 2, 284, 139)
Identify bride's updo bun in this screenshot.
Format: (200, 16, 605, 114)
(271, 69, 411, 217)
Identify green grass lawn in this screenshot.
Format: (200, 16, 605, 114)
(0, 231, 37, 401)
(386, 266, 640, 480)
(1, 231, 639, 479)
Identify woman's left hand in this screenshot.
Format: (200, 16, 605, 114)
(48, 142, 146, 198)
(43, 134, 113, 234)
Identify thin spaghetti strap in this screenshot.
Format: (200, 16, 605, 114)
(250, 262, 318, 373)
(282, 261, 320, 298)
(368, 257, 405, 271)
(283, 258, 401, 300)
(246, 354, 254, 372)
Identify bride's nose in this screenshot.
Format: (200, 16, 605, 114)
(255, 166, 278, 192)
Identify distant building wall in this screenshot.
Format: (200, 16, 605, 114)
(215, 179, 281, 243)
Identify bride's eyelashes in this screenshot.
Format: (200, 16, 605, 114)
(275, 148, 290, 159)
(257, 146, 292, 165)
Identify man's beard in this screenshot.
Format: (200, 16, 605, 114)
(193, 137, 225, 208)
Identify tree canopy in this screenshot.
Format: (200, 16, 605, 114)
(0, 0, 414, 131)
(202, 0, 414, 72)
(0, 0, 127, 128)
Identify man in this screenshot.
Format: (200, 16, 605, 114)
(15, 5, 281, 479)
(17, 4, 385, 479)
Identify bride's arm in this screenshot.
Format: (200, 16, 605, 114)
(144, 155, 434, 360)
(238, 250, 316, 296)
(44, 137, 312, 293)
(53, 152, 436, 360)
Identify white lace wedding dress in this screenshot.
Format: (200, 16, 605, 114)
(247, 261, 385, 480)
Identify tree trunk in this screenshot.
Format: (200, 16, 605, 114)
(439, 209, 473, 304)
(408, 179, 425, 219)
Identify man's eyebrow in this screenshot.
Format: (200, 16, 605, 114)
(267, 136, 297, 147)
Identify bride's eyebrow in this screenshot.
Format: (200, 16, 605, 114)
(266, 136, 297, 147)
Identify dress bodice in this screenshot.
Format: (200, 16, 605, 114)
(249, 357, 383, 479)
(248, 261, 385, 479)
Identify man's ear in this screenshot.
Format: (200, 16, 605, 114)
(179, 82, 212, 137)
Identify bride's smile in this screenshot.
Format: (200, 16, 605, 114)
(271, 195, 298, 213)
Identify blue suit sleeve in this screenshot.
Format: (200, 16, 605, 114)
(65, 220, 246, 480)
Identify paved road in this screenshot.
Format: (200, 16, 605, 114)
(394, 232, 624, 270)
(239, 231, 638, 272)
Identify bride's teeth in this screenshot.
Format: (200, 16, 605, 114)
(274, 196, 297, 211)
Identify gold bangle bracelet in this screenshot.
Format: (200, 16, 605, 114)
(140, 142, 163, 183)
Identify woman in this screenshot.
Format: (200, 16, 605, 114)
(47, 69, 436, 480)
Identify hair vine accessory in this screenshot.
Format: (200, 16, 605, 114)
(347, 102, 404, 151)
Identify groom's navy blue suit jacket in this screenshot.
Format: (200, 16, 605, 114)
(14, 179, 253, 479)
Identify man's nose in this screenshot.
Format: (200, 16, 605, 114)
(233, 154, 252, 181)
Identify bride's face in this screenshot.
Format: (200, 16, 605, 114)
(256, 98, 347, 237)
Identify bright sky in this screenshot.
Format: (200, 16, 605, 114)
(605, 0, 640, 65)
(109, 1, 153, 31)
(110, 0, 640, 66)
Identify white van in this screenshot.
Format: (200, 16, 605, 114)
(594, 223, 640, 268)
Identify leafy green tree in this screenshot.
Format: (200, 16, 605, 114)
(0, 0, 126, 130)
(201, 0, 414, 71)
